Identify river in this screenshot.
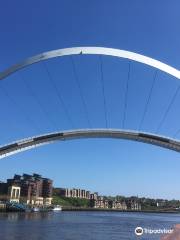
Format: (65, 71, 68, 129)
(0, 211, 179, 240)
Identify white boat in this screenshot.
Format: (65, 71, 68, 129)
(52, 205, 62, 211)
(32, 207, 40, 212)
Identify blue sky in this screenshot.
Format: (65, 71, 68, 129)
(0, 0, 180, 199)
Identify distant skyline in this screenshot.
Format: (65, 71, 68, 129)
(1, 170, 179, 201)
(1, 0, 180, 199)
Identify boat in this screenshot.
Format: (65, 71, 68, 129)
(6, 202, 27, 212)
(52, 205, 62, 211)
(31, 207, 40, 212)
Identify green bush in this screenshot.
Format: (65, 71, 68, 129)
(52, 196, 91, 207)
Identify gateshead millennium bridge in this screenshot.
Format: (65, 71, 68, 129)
(0, 46, 180, 159)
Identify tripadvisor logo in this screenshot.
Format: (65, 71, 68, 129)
(135, 227, 143, 236)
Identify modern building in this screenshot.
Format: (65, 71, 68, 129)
(0, 173, 53, 206)
(8, 186, 21, 203)
(55, 187, 95, 200)
(54, 187, 131, 210)
(0, 182, 21, 203)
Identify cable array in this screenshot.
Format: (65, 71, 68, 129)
(20, 74, 58, 131)
(70, 56, 91, 128)
(99, 56, 108, 128)
(42, 61, 75, 129)
(156, 85, 180, 133)
(122, 61, 131, 129)
(1, 54, 180, 142)
(138, 70, 157, 131)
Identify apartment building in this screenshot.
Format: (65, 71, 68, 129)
(0, 173, 53, 206)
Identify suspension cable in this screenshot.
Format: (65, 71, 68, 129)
(122, 61, 131, 129)
(20, 74, 58, 131)
(173, 128, 180, 139)
(156, 84, 180, 134)
(70, 56, 91, 128)
(99, 56, 108, 128)
(139, 70, 158, 131)
(42, 61, 75, 129)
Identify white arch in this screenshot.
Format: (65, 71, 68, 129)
(0, 129, 180, 159)
(0, 47, 180, 80)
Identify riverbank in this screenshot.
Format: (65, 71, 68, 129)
(1, 200, 180, 214)
(1, 206, 179, 214)
(61, 206, 180, 214)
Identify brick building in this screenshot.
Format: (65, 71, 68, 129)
(0, 173, 53, 206)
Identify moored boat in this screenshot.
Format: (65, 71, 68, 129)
(31, 207, 40, 212)
(52, 205, 62, 211)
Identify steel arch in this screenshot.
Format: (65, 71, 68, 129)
(0, 47, 180, 80)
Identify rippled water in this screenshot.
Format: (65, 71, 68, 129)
(0, 211, 179, 240)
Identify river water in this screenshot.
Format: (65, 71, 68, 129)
(0, 211, 179, 240)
